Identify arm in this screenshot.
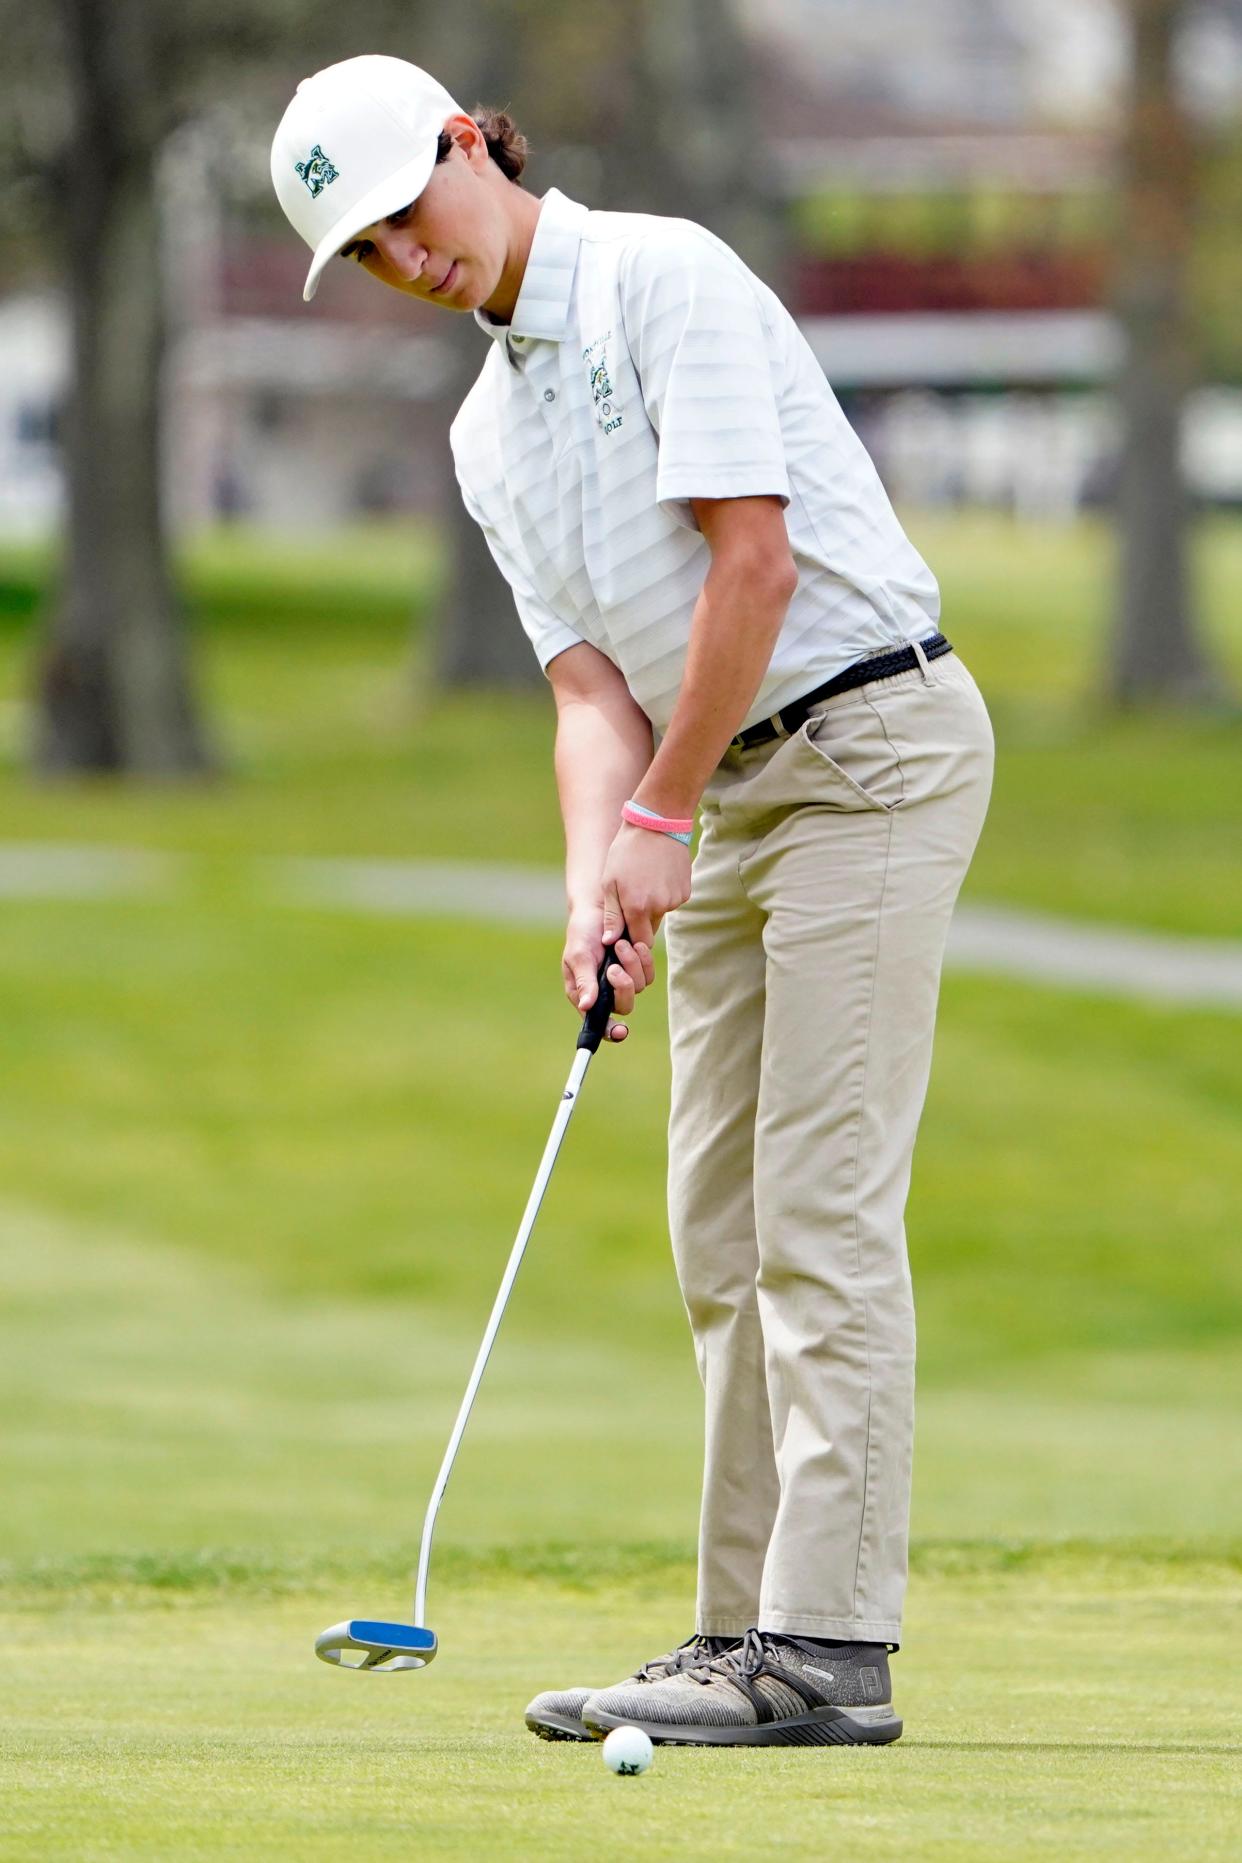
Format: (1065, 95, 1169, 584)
(551, 640, 655, 916)
(549, 641, 658, 1040)
(631, 494, 797, 821)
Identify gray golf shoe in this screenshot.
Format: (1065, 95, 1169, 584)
(524, 1634, 739, 1741)
(581, 1627, 902, 1746)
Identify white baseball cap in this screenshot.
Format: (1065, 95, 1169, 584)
(271, 55, 463, 302)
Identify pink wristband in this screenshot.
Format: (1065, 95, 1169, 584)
(622, 801, 695, 835)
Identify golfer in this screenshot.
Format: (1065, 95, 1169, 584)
(273, 55, 994, 1748)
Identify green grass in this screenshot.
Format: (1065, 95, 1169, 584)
(0, 514, 1239, 1855)
(3, 1186, 1238, 1567)
(0, 905, 1239, 1365)
(3, 1554, 1239, 1861)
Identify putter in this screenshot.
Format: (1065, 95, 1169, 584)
(315, 938, 625, 1672)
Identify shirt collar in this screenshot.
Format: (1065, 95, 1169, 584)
(473, 187, 590, 351)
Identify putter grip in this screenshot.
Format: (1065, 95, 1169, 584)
(577, 939, 625, 1052)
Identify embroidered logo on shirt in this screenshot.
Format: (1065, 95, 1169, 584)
(583, 331, 623, 436)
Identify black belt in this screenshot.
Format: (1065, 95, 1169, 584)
(730, 633, 953, 751)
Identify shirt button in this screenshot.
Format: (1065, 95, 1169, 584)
(544, 388, 556, 402)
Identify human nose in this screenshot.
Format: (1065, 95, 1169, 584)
(370, 227, 428, 283)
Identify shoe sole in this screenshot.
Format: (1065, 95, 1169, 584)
(525, 1712, 593, 1742)
(583, 1704, 902, 1747)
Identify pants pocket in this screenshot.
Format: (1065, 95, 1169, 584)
(796, 703, 904, 812)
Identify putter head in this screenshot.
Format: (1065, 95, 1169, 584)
(315, 1619, 438, 1672)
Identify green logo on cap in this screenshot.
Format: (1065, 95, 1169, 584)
(295, 145, 339, 198)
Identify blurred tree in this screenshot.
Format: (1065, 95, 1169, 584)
(3, 0, 425, 774)
(42, 0, 210, 773)
(1111, 0, 1225, 705)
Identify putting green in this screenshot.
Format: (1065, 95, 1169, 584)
(2, 1552, 1238, 1861)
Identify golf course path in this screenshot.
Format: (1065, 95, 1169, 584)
(3, 842, 1239, 1010)
(279, 857, 1242, 1008)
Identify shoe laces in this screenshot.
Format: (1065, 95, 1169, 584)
(687, 1626, 768, 1688)
(635, 1633, 723, 1682)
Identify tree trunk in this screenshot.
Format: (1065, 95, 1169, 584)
(38, 0, 210, 774)
(1110, 0, 1223, 706)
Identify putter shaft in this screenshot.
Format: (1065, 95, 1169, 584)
(411, 943, 621, 1628)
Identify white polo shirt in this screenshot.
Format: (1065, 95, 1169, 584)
(449, 188, 939, 735)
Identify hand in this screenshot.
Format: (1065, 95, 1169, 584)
(562, 903, 656, 1045)
(600, 823, 692, 951)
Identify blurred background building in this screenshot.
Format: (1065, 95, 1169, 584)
(5, 0, 1242, 538)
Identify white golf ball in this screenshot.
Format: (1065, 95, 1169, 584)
(602, 1724, 654, 1776)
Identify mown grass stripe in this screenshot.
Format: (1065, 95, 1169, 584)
(2, 1537, 1237, 1600)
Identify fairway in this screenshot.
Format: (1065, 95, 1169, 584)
(3, 1183, 1239, 1563)
(1, 516, 1239, 1857)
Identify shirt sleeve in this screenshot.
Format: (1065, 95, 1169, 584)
(619, 223, 791, 531)
(454, 473, 583, 674)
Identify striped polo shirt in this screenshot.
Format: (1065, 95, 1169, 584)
(449, 188, 939, 735)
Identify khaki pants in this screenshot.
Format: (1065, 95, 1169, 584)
(663, 650, 994, 1643)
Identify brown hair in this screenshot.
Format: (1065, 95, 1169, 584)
(436, 107, 529, 184)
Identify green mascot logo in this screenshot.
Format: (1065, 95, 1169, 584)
(296, 145, 339, 198)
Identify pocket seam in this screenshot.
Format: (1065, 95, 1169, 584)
(798, 715, 896, 812)
(861, 688, 907, 809)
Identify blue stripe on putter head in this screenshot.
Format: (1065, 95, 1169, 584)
(349, 1622, 437, 1652)
(314, 1619, 439, 1669)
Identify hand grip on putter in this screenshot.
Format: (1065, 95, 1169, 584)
(577, 931, 630, 1052)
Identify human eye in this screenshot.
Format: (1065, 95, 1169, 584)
(384, 201, 415, 227)
(339, 239, 374, 263)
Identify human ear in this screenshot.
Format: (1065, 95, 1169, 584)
(444, 112, 488, 167)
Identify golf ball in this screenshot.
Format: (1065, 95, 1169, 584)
(602, 1725, 653, 1776)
